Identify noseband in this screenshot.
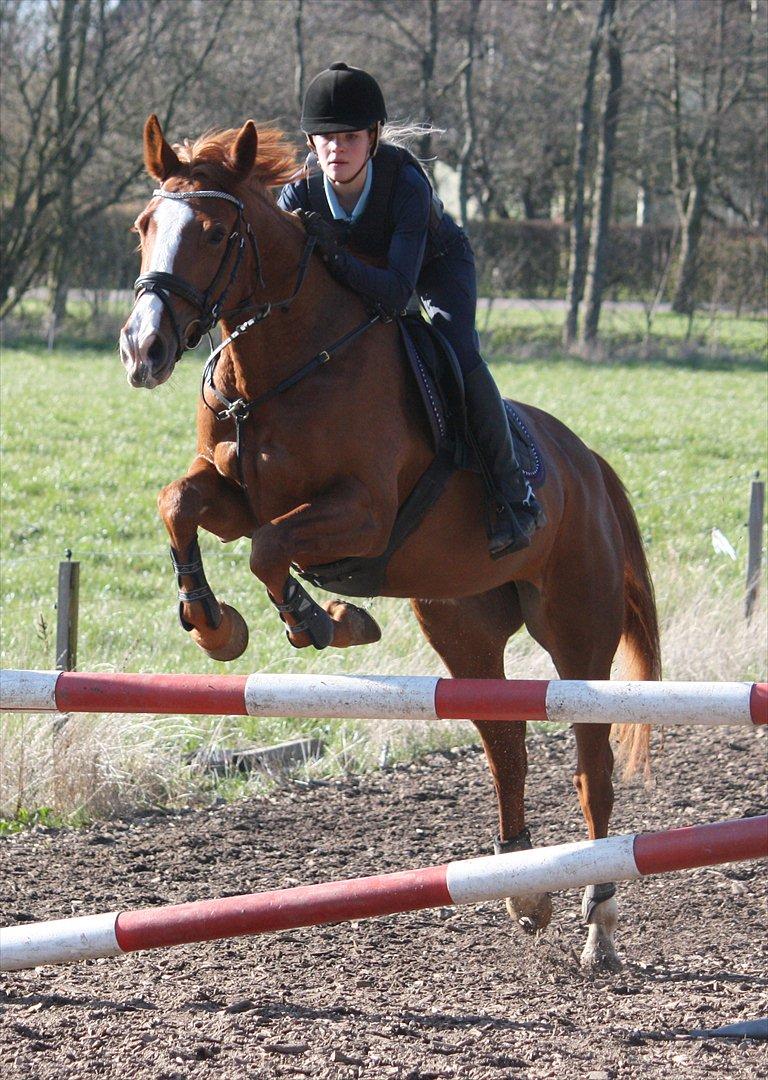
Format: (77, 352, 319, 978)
(133, 188, 261, 356)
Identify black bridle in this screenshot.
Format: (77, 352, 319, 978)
(133, 188, 262, 356)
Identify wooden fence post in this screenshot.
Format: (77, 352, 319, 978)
(745, 473, 765, 621)
(56, 552, 80, 671)
(54, 552, 80, 806)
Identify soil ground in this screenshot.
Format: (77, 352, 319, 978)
(1, 723, 766, 1079)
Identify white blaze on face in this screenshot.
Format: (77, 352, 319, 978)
(132, 197, 196, 335)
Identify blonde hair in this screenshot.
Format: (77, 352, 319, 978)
(379, 120, 444, 164)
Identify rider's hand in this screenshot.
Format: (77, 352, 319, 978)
(294, 209, 341, 259)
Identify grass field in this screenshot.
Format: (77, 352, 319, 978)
(1, 307, 766, 822)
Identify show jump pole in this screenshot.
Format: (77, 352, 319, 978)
(1, 671, 767, 727)
(2, 816, 766, 972)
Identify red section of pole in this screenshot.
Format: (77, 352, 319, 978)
(114, 866, 452, 952)
(435, 679, 549, 722)
(55, 673, 250, 715)
(750, 683, 768, 726)
(634, 815, 768, 876)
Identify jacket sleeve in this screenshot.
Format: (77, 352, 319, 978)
(324, 166, 430, 313)
(277, 183, 305, 213)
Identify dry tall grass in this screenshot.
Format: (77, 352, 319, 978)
(1, 564, 765, 823)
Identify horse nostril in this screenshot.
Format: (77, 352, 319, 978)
(146, 335, 166, 366)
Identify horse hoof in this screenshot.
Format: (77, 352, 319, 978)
(324, 600, 382, 647)
(191, 603, 249, 661)
(580, 943, 623, 973)
(505, 892, 553, 934)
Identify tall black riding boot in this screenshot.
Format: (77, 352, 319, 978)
(464, 364, 543, 559)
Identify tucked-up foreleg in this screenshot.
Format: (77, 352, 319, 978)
(250, 478, 386, 649)
(158, 456, 254, 661)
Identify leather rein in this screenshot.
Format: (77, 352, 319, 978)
(133, 187, 381, 463)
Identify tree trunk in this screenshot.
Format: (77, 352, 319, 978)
(294, 0, 305, 118)
(47, 0, 77, 341)
(458, 0, 481, 229)
(418, 0, 439, 163)
(635, 96, 652, 226)
(582, 1, 622, 346)
(563, 0, 610, 347)
(668, 0, 743, 316)
(672, 179, 707, 315)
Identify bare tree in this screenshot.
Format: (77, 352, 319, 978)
(368, 0, 440, 161)
(0, 0, 232, 324)
(563, 0, 611, 347)
(294, 0, 306, 117)
(667, 0, 761, 315)
(457, 0, 481, 227)
(582, 0, 624, 345)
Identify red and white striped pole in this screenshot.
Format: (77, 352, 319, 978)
(2, 670, 766, 726)
(2, 815, 765, 972)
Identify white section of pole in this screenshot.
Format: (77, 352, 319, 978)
(545, 680, 753, 727)
(0, 912, 122, 971)
(0, 670, 59, 712)
(244, 673, 440, 720)
(445, 834, 639, 905)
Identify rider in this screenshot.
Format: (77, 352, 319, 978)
(277, 62, 542, 558)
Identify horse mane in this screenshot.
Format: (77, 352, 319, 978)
(174, 126, 299, 194)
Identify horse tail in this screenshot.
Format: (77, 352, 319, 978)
(594, 452, 662, 779)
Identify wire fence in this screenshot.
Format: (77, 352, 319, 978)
(2, 473, 759, 567)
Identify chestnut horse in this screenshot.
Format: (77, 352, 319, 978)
(119, 116, 661, 971)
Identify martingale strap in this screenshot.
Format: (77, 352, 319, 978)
(203, 310, 384, 487)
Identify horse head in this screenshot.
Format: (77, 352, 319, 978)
(119, 114, 260, 388)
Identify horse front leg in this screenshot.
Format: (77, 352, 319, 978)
(158, 456, 254, 661)
(249, 479, 386, 649)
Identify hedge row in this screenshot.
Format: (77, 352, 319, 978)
(70, 208, 767, 312)
(468, 220, 767, 311)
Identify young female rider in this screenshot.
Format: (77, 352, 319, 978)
(277, 62, 542, 558)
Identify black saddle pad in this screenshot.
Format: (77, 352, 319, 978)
(397, 314, 545, 488)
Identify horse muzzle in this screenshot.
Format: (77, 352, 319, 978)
(119, 326, 175, 389)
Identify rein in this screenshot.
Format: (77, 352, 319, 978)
(136, 186, 382, 477)
(203, 312, 381, 468)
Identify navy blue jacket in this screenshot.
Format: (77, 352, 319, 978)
(277, 145, 463, 314)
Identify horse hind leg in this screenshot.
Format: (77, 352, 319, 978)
(411, 587, 552, 935)
(517, 574, 625, 972)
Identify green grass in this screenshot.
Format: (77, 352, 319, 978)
(479, 305, 768, 366)
(1, 307, 766, 821)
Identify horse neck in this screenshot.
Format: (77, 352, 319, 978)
(219, 194, 376, 399)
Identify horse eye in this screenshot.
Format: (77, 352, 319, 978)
(207, 225, 226, 244)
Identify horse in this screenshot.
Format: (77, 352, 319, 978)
(119, 115, 661, 972)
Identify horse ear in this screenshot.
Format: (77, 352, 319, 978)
(143, 114, 181, 182)
(229, 120, 258, 180)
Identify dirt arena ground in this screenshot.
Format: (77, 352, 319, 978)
(1, 722, 766, 1079)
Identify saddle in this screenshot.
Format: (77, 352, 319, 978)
(296, 314, 545, 598)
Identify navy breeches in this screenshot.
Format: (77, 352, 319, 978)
(417, 234, 483, 376)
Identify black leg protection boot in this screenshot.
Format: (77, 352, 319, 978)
(464, 364, 544, 559)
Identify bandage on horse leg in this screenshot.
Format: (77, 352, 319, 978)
(273, 575, 334, 649)
(170, 538, 221, 631)
(581, 881, 617, 924)
(494, 827, 532, 854)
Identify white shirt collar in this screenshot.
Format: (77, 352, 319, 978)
(323, 161, 373, 222)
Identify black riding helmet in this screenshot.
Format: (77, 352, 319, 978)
(300, 62, 387, 134)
